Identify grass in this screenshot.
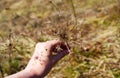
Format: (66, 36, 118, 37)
(0, 0, 120, 78)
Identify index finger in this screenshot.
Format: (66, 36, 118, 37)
(47, 39, 63, 47)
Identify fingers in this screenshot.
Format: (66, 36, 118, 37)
(47, 39, 70, 54)
(52, 50, 69, 64)
(46, 39, 63, 51)
(35, 39, 70, 64)
(47, 39, 62, 47)
(51, 43, 70, 64)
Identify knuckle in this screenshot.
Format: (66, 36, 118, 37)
(36, 42, 44, 48)
(36, 42, 41, 46)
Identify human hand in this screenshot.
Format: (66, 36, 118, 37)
(25, 39, 70, 78)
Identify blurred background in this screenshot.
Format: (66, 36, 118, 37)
(0, 0, 120, 78)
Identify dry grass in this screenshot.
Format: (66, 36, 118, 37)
(0, 0, 120, 78)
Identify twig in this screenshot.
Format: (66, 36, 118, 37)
(49, 0, 61, 17)
(8, 28, 13, 74)
(0, 64, 4, 78)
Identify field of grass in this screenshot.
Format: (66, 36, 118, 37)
(0, 0, 120, 78)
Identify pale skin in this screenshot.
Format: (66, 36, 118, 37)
(5, 39, 70, 78)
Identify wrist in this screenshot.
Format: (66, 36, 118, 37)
(5, 69, 36, 78)
(24, 66, 46, 78)
(25, 56, 50, 78)
(23, 69, 37, 78)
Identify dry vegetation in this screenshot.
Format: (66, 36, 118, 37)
(0, 0, 120, 78)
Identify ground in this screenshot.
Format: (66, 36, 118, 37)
(0, 0, 120, 78)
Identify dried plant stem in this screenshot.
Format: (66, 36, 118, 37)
(8, 29, 13, 74)
(0, 64, 4, 77)
(49, 0, 61, 17)
(69, 0, 77, 31)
